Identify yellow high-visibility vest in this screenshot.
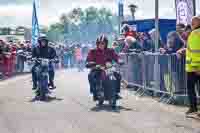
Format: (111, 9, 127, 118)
(186, 28, 200, 72)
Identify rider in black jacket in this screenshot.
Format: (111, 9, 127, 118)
(32, 36, 57, 90)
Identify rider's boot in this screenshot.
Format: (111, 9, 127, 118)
(32, 83, 37, 90)
(93, 94, 98, 101)
(49, 80, 56, 90)
(33, 90, 40, 101)
(112, 105, 117, 110)
(116, 94, 122, 99)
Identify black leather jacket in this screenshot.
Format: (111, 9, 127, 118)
(32, 45, 57, 59)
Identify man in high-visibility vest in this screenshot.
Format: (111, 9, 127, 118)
(185, 16, 200, 115)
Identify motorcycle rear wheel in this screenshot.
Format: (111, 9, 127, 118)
(97, 99, 104, 106)
(109, 98, 117, 109)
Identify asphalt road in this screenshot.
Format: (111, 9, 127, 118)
(0, 69, 200, 133)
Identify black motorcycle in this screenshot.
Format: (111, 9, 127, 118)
(31, 58, 58, 101)
(87, 62, 123, 109)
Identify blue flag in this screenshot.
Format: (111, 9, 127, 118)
(32, 0, 40, 47)
(118, 0, 124, 4)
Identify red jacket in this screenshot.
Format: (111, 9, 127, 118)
(86, 48, 119, 66)
(125, 31, 136, 38)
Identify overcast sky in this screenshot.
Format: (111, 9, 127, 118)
(0, 0, 199, 26)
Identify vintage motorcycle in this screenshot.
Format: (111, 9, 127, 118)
(31, 58, 58, 101)
(87, 62, 123, 109)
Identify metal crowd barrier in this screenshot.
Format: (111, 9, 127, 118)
(119, 52, 188, 104)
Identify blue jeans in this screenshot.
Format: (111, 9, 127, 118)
(63, 55, 73, 68)
(32, 63, 55, 88)
(17, 57, 25, 73)
(77, 60, 84, 71)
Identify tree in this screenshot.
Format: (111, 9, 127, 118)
(47, 6, 118, 43)
(47, 23, 64, 42)
(60, 13, 70, 40)
(98, 8, 113, 33)
(1, 27, 11, 35)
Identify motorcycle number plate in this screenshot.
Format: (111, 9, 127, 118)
(42, 72, 48, 77)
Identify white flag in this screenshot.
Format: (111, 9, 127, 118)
(176, 0, 194, 25)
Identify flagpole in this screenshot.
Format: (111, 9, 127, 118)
(155, 0, 159, 51)
(193, 0, 196, 16)
(118, 0, 124, 35)
(154, 0, 160, 93)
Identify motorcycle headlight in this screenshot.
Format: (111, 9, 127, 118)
(35, 67, 40, 73)
(106, 67, 116, 75)
(41, 59, 49, 66)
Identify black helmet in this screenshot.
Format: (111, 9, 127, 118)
(38, 36, 49, 46)
(121, 24, 130, 33)
(96, 34, 108, 48)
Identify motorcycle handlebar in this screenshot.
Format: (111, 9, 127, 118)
(86, 62, 123, 70)
(30, 58, 59, 63)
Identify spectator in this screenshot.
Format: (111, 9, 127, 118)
(71, 44, 76, 68)
(159, 30, 186, 94)
(121, 24, 137, 38)
(122, 36, 143, 89)
(3, 43, 12, 76)
(68, 45, 74, 68)
(59, 45, 65, 68)
(63, 46, 70, 68)
(176, 23, 185, 36)
(122, 36, 142, 53)
(185, 16, 200, 114)
(0, 40, 4, 54)
(64, 46, 73, 68)
(160, 31, 184, 54)
(55, 45, 62, 69)
(139, 32, 155, 91)
(182, 25, 192, 44)
(82, 44, 89, 62)
(139, 32, 154, 52)
(176, 23, 186, 46)
(148, 28, 164, 51)
(112, 41, 120, 53)
(75, 45, 83, 72)
(177, 25, 192, 58)
(25, 41, 32, 52)
(115, 36, 126, 53)
(16, 43, 26, 73)
(149, 29, 166, 92)
(10, 43, 17, 74)
(0, 40, 5, 78)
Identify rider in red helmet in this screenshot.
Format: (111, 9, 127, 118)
(86, 34, 122, 100)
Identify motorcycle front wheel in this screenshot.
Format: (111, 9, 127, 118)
(39, 74, 49, 101)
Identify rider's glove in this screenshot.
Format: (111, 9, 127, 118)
(106, 62, 112, 68)
(86, 62, 96, 68)
(118, 59, 125, 65)
(96, 65, 101, 68)
(54, 58, 59, 64)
